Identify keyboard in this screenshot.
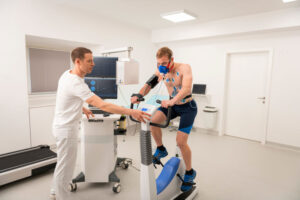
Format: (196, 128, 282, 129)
(91, 109, 111, 115)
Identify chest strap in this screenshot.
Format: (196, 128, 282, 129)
(170, 94, 192, 100)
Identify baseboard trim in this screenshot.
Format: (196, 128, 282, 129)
(193, 127, 219, 135)
(265, 141, 300, 153)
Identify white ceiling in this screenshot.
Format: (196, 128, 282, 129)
(55, 0, 300, 30)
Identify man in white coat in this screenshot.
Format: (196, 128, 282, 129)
(50, 47, 150, 200)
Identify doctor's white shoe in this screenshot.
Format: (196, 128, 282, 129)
(49, 194, 56, 200)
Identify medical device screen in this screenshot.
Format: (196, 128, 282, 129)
(85, 78, 117, 99)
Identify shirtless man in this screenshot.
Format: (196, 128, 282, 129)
(131, 47, 198, 191)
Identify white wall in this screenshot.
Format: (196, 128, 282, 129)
(0, 0, 155, 154)
(155, 29, 300, 148)
(0, 1, 31, 154)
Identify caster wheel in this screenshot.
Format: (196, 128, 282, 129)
(69, 183, 77, 192)
(113, 183, 121, 193)
(121, 161, 129, 169)
(125, 159, 132, 165)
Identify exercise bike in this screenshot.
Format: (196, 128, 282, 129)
(130, 97, 198, 200)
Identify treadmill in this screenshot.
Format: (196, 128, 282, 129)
(0, 145, 57, 186)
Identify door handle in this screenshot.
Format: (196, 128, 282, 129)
(257, 97, 266, 100)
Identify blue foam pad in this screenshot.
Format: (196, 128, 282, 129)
(156, 157, 180, 195)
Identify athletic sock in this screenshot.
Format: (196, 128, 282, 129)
(186, 168, 194, 175)
(157, 145, 166, 151)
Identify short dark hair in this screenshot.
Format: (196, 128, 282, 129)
(71, 47, 92, 63)
(156, 47, 173, 59)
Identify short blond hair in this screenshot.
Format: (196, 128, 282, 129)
(156, 47, 173, 59)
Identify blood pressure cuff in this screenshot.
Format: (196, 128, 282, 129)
(146, 74, 159, 88)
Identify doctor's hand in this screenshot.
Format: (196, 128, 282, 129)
(161, 100, 175, 108)
(130, 110, 151, 123)
(82, 107, 94, 119)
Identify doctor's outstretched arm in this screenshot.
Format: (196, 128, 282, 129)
(86, 95, 150, 123)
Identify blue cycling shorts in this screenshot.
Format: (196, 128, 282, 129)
(158, 100, 197, 134)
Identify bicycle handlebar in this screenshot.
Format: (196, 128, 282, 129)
(130, 99, 171, 128)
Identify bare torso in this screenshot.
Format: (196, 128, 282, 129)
(158, 63, 192, 105)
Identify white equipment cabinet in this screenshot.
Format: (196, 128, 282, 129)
(70, 114, 131, 193)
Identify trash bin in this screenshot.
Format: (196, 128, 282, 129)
(203, 106, 218, 130)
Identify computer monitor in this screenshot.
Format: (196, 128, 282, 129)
(192, 84, 206, 95)
(85, 78, 118, 99)
(86, 57, 118, 78)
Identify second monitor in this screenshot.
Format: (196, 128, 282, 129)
(192, 84, 206, 95)
(86, 57, 118, 78)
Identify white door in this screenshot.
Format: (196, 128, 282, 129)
(224, 51, 270, 142)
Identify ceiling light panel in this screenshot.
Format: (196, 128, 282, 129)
(161, 10, 196, 23)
